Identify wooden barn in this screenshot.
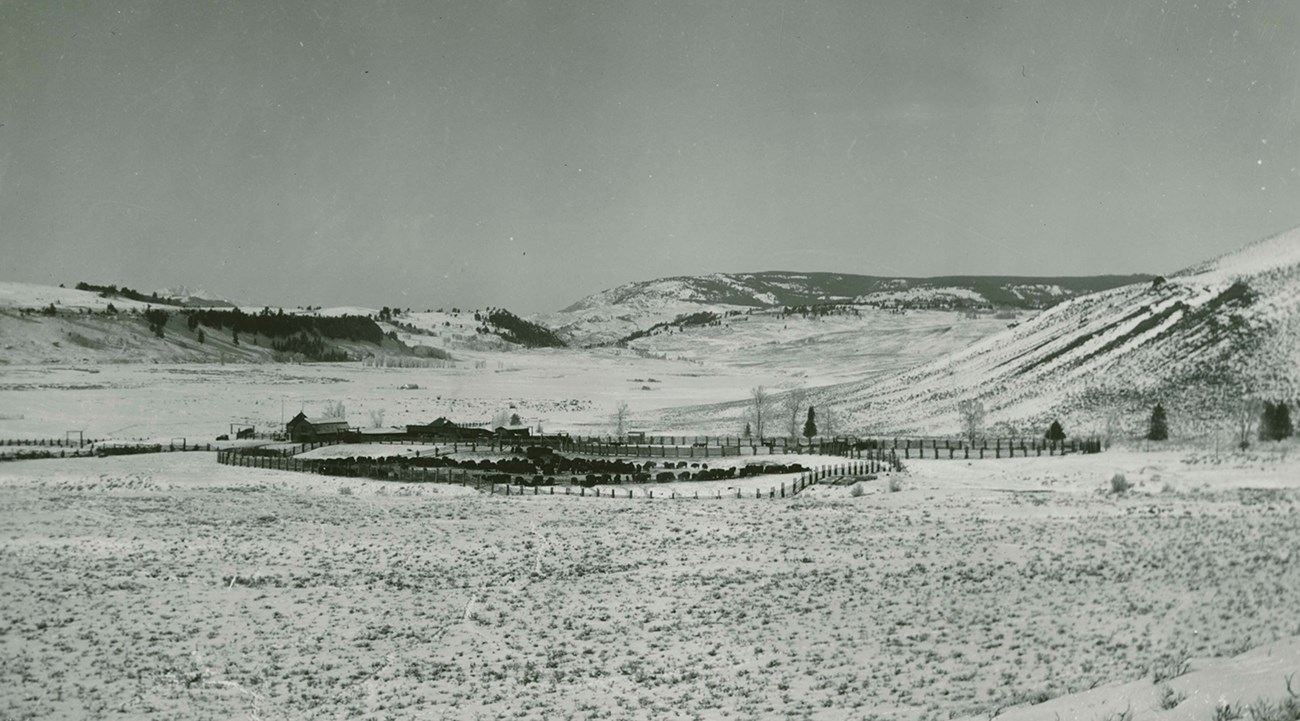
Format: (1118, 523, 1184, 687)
(286, 412, 349, 442)
(406, 417, 493, 440)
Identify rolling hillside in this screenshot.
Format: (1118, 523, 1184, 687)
(0, 284, 411, 365)
(0, 281, 570, 365)
(536, 272, 1150, 347)
(664, 227, 1300, 439)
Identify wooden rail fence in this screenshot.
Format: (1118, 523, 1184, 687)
(216, 450, 895, 500)
(296, 433, 1100, 460)
(0, 438, 214, 461)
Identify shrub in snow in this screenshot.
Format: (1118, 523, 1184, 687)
(1111, 473, 1132, 494)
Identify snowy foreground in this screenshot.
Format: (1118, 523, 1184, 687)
(1, 447, 1298, 720)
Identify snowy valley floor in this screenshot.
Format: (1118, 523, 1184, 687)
(1, 448, 1298, 720)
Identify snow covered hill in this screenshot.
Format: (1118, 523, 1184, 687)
(537, 272, 1149, 347)
(0, 279, 571, 363)
(752, 227, 1300, 438)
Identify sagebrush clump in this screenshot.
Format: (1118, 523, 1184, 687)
(1110, 473, 1132, 494)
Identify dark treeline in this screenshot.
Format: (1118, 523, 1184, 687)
(619, 310, 723, 345)
(780, 303, 863, 318)
(270, 334, 352, 362)
(185, 308, 386, 344)
(479, 309, 567, 348)
(75, 282, 187, 307)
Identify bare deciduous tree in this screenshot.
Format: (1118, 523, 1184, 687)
(957, 399, 985, 445)
(1234, 396, 1262, 449)
(613, 401, 630, 437)
(820, 405, 836, 439)
(784, 386, 808, 439)
(322, 400, 347, 421)
(749, 386, 771, 439)
(1102, 408, 1122, 449)
(368, 408, 386, 429)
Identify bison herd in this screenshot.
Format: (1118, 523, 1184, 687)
(307, 445, 808, 487)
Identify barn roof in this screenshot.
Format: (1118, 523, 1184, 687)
(288, 412, 347, 426)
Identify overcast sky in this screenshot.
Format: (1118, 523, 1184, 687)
(2, 0, 1297, 312)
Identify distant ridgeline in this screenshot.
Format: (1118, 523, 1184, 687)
(752, 273, 1155, 310)
(75, 282, 186, 307)
(74, 281, 234, 308)
(570, 272, 1155, 314)
(477, 308, 567, 348)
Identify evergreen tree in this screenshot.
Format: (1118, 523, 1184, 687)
(803, 407, 818, 439)
(196, 329, 205, 344)
(1045, 420, 1066, 442)
(1261, 401, 1294, 441)
(1147, 403, 1169, 441)
(1260, 402, 1277, 441)
(509, 412, 521, 426)
(1276, 402, 1294, 440)
(743, 422, 752, 439)
(144, 308, 169, 338)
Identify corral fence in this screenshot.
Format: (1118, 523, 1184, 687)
(374, 433, 1101, 460)
(216, 449, 893, 500)
(865, 436, 1102, 460)
(0, 437, 215, 462)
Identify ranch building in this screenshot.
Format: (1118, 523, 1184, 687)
(406, 417, 493, 440)
(286, 412, 349, 442)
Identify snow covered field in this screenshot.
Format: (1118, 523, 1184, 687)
(1, 448, 1298, 720)
(0, 353, 793, 441)
(3, 262, 1299, 718)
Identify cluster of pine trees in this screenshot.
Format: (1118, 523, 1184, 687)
(185, 308, 385, 345)
(143, 308, 169, 338)
(478, 309, 566, 348)
(780, 303, 862, 318)
(75, 282, 184, 307)
(620, 311, 722, 345)
(269, 334, 351, 362)
(1142, 401, 1293, 443)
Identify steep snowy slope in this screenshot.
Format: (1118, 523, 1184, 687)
(831, 227, 1300, 436)
(661, 227, 1300, 437)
